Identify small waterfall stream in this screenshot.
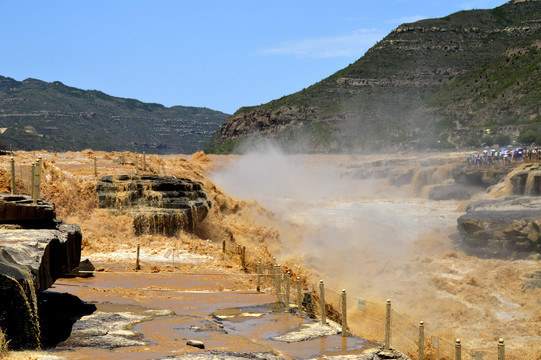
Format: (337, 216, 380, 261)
(97, 174, 211, 237)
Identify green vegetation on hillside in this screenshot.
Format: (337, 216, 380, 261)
(0, 77, 229, 154)
(206, 0, 541, 153)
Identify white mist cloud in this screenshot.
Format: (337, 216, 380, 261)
(210, 141, 342, 209)
(257, 28, 385, 59)
(209, 142, 459, 297)
(388, 15, 428, 24)
(458, 0, 504, 10)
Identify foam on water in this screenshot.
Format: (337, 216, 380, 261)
(210, 145, 541, 357)
(2, 149, 539, 359)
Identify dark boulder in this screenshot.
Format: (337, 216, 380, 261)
(457, 196, 541, 259)
(427, 184, 483, 201)
(0, 194, 82, 349)
(38, 291, 96, 348)
(522, 270, 541, 291)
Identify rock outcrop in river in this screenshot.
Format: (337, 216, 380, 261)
(344, 156, 541, 260)
(0, 194, 82, 349)
(97, 175, 211, 236)
(458, 196, 541, 259)
(457, 163, 541, 260)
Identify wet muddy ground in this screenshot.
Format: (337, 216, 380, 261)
(41, 259, 379, 360)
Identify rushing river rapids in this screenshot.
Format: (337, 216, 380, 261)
(0, 149, 539, 359)
(210, 148, 541, 358)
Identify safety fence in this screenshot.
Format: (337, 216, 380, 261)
(253, 260, 511, 360)
(131, 243, 511, 360)
(0, 152, 149, 198)
(0, 158, 35, 197)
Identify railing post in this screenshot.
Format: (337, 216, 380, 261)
(278, 265, 282, 296)
(31, 163, 36, 204)
(285, 271, 290, 312)
(222, 240, 226, 253)
(143, 152, 146, 172)
(241, 246, 246, 271)
(419, 321, 424, 360)
(455, 339, 462, 360)
(341, 289, 347, 337)
(35, 157, 42, 201)
(10, 157, 15, 195)
(37, 156, 42, 194)
(275, 265, 281, 302)
(385, 299, 391, 350)
(297, 276, 302, 317)
(256, 258, 262, 292)
(498, 339, 505, 360)
(319, 280, 326, 326)
(135, 244, 141, 270)
(94, 157, 98, 177)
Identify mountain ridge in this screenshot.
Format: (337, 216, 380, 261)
(0, 75, 229, 154)
(206, 0, 541, 153)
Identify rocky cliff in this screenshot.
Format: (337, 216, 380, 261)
(0, 194, 82, 349)
(457, 163, 541, 259)
(207, 0, 541, 153)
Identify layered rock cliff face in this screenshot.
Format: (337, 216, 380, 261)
(97, 175, 211, 236)
(207, 0, 541, 153)
(458, 197, 541, 259)
(342, 155, 507, 200)
(457, 163, 541, 259)
(0, 194, 82, 349)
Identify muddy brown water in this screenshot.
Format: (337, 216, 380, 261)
(45, 269, 372, 360)
(2, 151, 541, 359)
(208, 151, 541, 359)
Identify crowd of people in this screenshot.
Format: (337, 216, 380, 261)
(468, 146, 540, 166)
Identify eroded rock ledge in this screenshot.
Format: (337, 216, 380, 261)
(97, 174, 211, 236)
(0, 194, 82, 349)
(457, 163, 541, 260)
(457, 196, 541, 259)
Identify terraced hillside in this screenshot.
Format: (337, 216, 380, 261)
(206, 0, 541, 153)
(0, 76, 229, 154)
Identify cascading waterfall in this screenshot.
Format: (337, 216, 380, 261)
(524, 170, 541, 196)
(96, 174, 211, 237)
(0, 251, 41, 349)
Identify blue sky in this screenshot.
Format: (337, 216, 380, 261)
(1, 0, 508, 114)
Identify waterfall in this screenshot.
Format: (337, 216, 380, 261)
(524, 171, 541, 196)
(0, 250, 41, 349)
